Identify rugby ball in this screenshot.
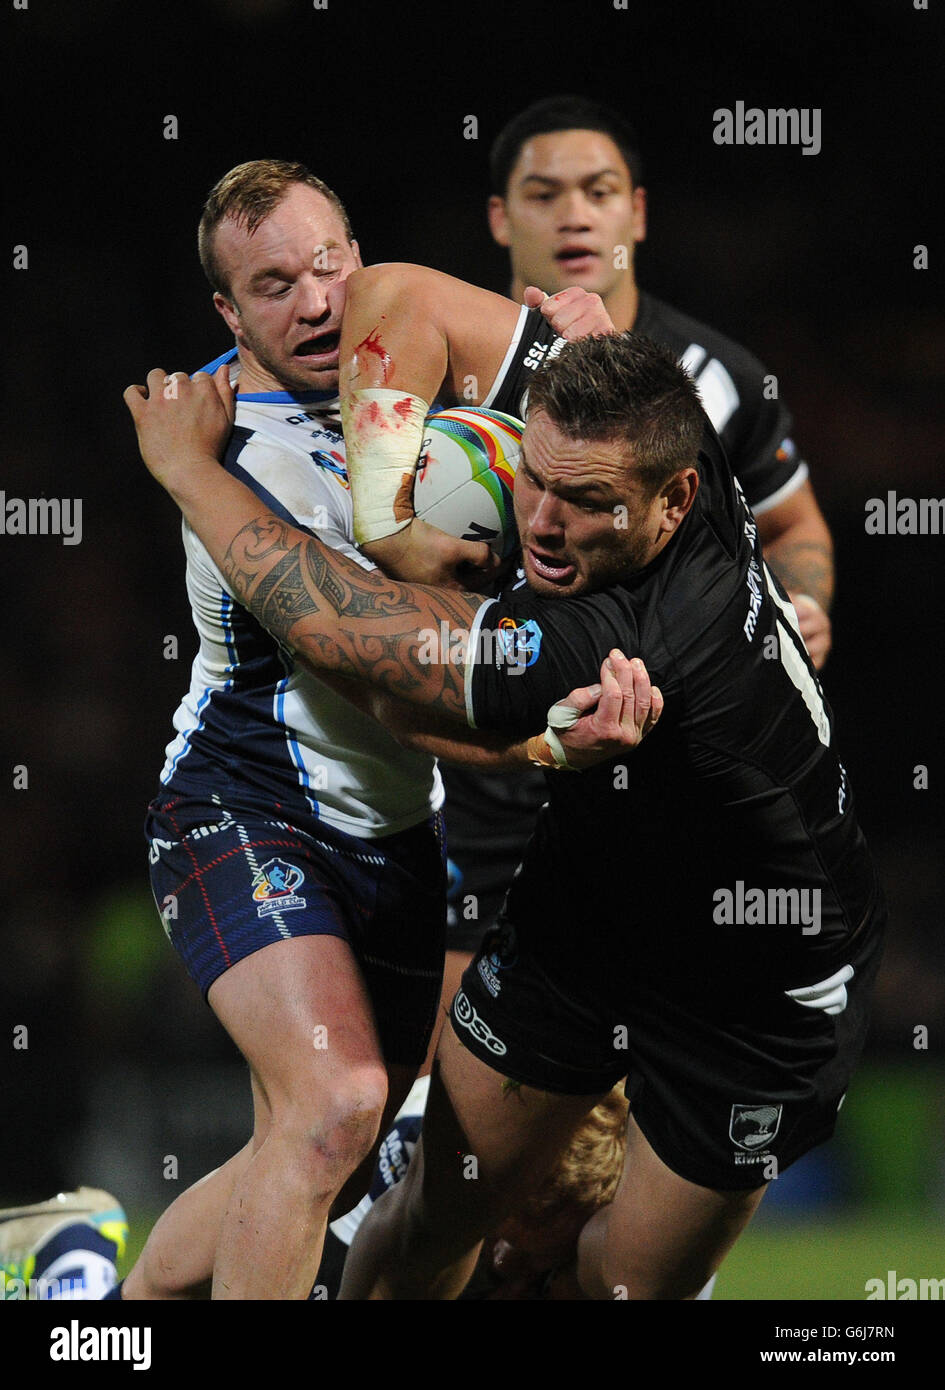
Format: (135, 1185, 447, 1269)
(413, 408, 522, 558)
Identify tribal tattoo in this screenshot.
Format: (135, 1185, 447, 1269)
(221, 514, 484, 719)
(765, 539, 834, 612)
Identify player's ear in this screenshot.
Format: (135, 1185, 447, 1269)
(488, 195, 511, 248)
(659, 468, 699, 534)
(632, 185, 647, 244)
(213, 291, 241, 335)
(351, 239, 363, 269)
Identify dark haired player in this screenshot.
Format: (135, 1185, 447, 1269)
(485, 95, 831, 643)
(124, 269, 885, 1299)
(443, 94, 836, 976)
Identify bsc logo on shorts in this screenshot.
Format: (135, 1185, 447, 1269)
(453, 991, 507, 1056)
(252, 858, 307, 919)
(729, 1103, 783, 1164)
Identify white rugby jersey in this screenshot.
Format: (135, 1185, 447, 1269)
(160, 348, 443, 838)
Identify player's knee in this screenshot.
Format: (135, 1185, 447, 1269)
(596, 1237, 715, 1301)
(277, 1066, 389, 1194)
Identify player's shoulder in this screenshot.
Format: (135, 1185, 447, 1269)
(637, 292, 772, 382)
(347, 261, 461, 301)
(495, 574, 646, 663)
(224, 420, 351, 533)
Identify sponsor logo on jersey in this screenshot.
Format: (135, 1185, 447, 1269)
(497, 616, 543, 670)
(775, 437, 797, 464)
(453, 990, 508, 1056)
(310, 448, 349, 485)
(743, 557, 764, 641)
(284, 414, 344, 444)
(376, 1123, 418, 1191)
(729, 1102, 783, 1160)
(476, 923, 519, 998)
(252, 858, 307, 918)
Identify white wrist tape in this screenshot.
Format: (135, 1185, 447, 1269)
(341, 389, 430, 544)
(543, 699, 581, 768)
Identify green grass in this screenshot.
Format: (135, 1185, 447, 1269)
(714, 1215, 945, 1300)
(121, 1211, 945, 1301)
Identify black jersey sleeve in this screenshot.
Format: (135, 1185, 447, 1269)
(715, 355, 802, 513)
(464, 587, 662, 737)
(482, 307, 566, 420)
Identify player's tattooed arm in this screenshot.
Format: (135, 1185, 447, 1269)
(756, 479, 834, 668)
(763, 538, 833, 614)
(124, 366, 484, 720)
(221, 511, 482, 719)
(756, 480, 834, 612)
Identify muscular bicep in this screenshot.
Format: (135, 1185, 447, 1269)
(342, 263, 522, 405)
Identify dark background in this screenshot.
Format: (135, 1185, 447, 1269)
(3, 0, 943, 1241)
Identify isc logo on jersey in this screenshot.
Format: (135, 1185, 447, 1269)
(252, 858, 307, 918)
(497, 616, 543, 669)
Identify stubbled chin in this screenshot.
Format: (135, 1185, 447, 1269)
(526, 569, 584, 598)
(288, 362, 340, 392)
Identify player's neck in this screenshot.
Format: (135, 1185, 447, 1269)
(235, 349, 288, 396)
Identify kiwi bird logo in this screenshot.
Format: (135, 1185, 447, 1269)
(252, 858, 305, 902)
(729, 1103, 783, 1151)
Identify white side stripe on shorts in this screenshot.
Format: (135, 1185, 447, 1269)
(785, 963, 854, 1015)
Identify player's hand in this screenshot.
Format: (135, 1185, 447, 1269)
(123, 364, 235, 494)
(362, 518, 499, 590)
(551, 650, 663, 770)
(789, 593, 832, 669)
(523, 285, 615, 340)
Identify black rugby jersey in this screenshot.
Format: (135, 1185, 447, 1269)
(444, 299, 810, 918)
(462, 427, 878, 995)
(485, 300, 804, 515)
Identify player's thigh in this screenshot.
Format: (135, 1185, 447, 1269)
(581, 1111, 765, 1300)
(406, 1025, 605, 1237)
(209, 933, 387, 1116)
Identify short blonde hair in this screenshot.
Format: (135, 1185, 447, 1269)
(524, 1083, 629, 1222)
(198, 159, 353, 297)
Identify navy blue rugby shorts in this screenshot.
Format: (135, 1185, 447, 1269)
(146, 792, 447, 1068)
